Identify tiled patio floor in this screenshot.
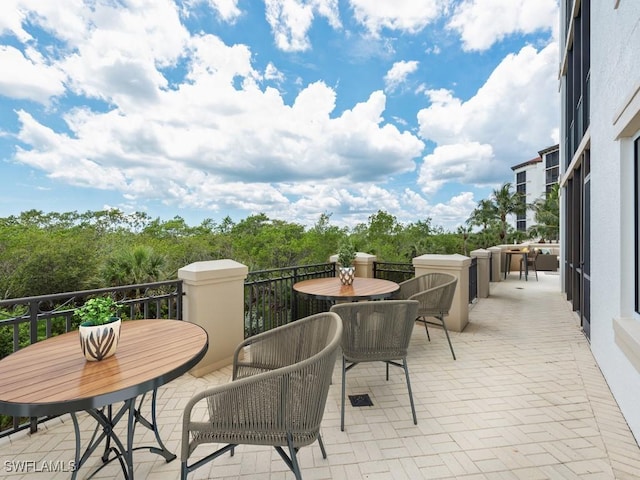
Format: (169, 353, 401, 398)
(2, 273, 640, 479)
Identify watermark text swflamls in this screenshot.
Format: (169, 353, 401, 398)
(4, 460, 77, 473)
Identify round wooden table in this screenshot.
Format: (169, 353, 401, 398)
(0, 319, 208, 479)
(293, 277, 399, 302)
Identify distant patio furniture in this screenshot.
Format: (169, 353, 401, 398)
(504, 249, 528, 279)
(535, 251, 559, 271)
(330, 300, 419, 431)
(520, 250, 539, 281)
(397, 273, 458, 360)
(180, 311, 342, 480)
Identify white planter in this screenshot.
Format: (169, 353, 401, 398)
(338, 266, 355, 286)
(78, 318, 121, 361)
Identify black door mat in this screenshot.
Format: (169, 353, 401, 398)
(349, 394, 373, 407)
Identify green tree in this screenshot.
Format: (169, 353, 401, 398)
(352, 210, 403, 260)
(528, 184, 560, 241)
(101, 245, 166, 286)
(491, 182, 526, 244)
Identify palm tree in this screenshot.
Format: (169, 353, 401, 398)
(101, 245, 166, 286)
(529, 184, 559, 241)
(491, 182, 526, 244)
(467, 199, 498, 232)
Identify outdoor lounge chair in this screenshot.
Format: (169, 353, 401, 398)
(396, 273, 458, 360)
(180, 311, 343, 480)
(330, 300, 419, 431)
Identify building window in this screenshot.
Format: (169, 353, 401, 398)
(546, 150, 560, 189)
(515, 171, 527, 229)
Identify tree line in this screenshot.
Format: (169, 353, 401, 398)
(0, 182, 558, 300)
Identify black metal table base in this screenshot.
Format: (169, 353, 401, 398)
(70, 388, 176, 479)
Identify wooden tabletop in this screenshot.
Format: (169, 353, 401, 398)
(0, 319, 208, 417)
(293, 277, 399, 302)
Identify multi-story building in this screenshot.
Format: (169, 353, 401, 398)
(511, 145, 559, 233)
(560, 0, 640, 440)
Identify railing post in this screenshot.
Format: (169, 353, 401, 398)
(178, 259, 248, 377)
(329, 252, 377, 278)
(471, 249, 491, 298)
(412, 254, 471, 333)
(488, 246, 502, 282)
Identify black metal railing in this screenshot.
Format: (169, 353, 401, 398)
(0, 280, 183, 438)
(373, 261, 414, 283)
(244, 263, 334, 337)
(469, 257, 478, 303)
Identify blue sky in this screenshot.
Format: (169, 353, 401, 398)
(0, 0, 559, 230)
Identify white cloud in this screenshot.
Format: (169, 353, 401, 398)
(0, 0, 90, 44)
(447, 0, 559, 51)
(384, 60, 419, 92)
(264, 62, 285, 83)
(194, 0, 242, 22)
(418, 142, 495, 195)
(349, 0, 447, 36)
(0, 1, 559, 231)
(0, 46, 66, 103)
(427, 191, 478, 229)
(10, 5, 424, 220)
(417, 42, 559, 193)
(264, 0, 341, 52)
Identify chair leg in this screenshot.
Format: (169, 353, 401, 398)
(439, 315, 456, 360)
(519, 259, 524, 279)
(419, 317, 430, 341)
(341, 356, 347, 431)
(287, 433, 302, 480)
(402, 358, 417, 425)
(317, 434, 327, 459)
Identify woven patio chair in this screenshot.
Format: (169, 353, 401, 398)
(520, 249, 539, 281)
(397, 273, 458, 360)
(330, 300, 419, 431)
(181, 311, 343, 480)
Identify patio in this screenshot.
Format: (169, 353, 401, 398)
(1, 272, 639, 479)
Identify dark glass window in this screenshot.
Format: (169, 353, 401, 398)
(516, 171, 526, 184)
(546, 150, 559, 168)
(546, 167, 559, 185)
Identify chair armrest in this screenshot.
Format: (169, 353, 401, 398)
(182, 369, 287, 460)
(409, 287, 446, 316)
(397, 277, 421, 299)
(232, 325, 293, 378)
(409, 278, 457, 318)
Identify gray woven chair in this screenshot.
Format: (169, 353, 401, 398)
(330, 300, 419, 431)
(397, 273, 458, 360)
(181, 312, 343, 480)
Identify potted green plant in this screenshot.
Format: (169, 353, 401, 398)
(337, 240, 357, 285)
(74, 297, 123, 361)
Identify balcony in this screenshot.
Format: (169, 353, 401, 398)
(1, 272, 639, 478)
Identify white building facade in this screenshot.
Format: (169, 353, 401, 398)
(511, 145, 559, 233)
(560, 0, 640, 441)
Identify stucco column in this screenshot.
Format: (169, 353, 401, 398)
(330, 252, 377, 278)
(487, 246, 502, 282)
(413, 254, 471, 332)
(470, 249, 491, 298)
(178, 259, 248, 377)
